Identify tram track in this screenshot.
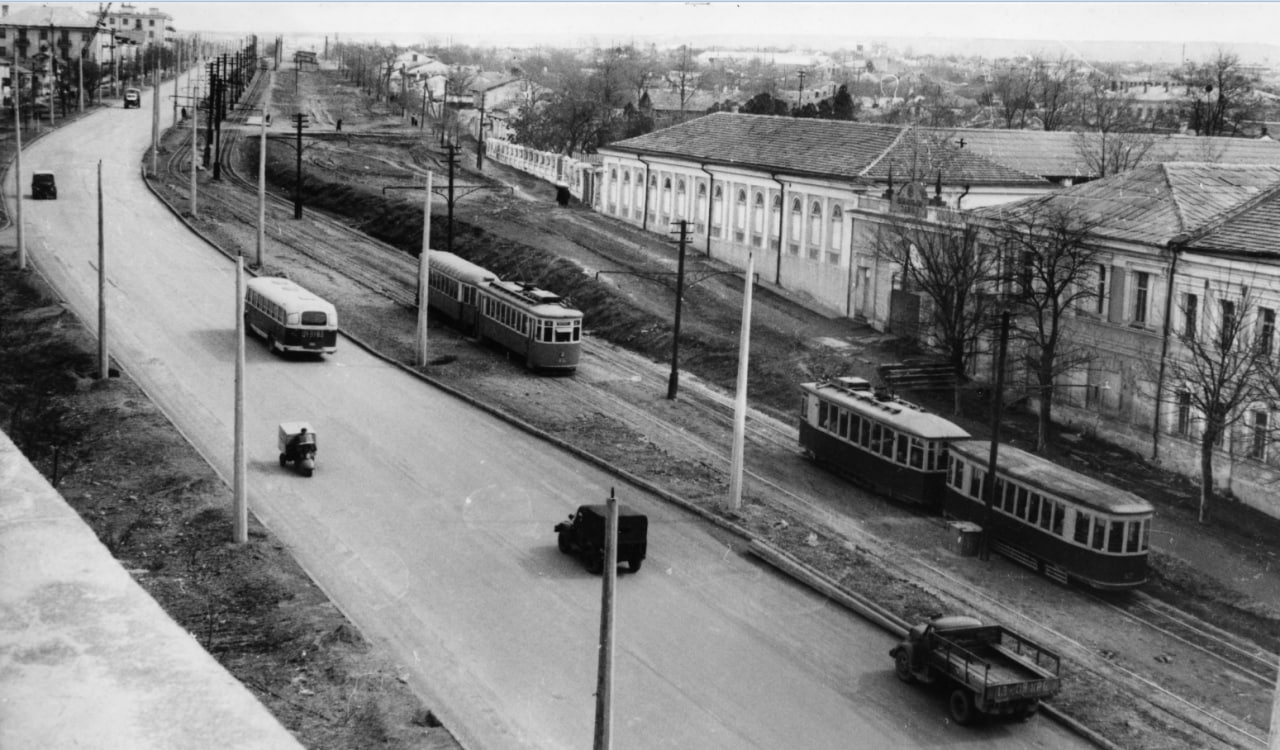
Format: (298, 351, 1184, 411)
(162, 74, 1276, 748)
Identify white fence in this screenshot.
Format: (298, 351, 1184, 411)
(484, 138, 597, 204)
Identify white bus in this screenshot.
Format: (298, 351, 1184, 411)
(244, 277, 338, 355)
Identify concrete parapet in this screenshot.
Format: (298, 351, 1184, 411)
(0, 430, 302, 750)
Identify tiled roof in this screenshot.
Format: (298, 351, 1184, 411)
(1186, 188, 1280, 257)
(953, 128, 1280, 180)
(0, 4, 96, 27)
(972, 163, 1280, 247)
(604, 112, 1047, 187)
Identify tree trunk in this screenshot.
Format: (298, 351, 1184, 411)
(1198, 437, 1215, 523)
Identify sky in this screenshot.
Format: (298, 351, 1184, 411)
(88, 1, 1280, 47)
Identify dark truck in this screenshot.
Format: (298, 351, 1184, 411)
(555, 504, 647, 574)
(890, 615, 1061, 725)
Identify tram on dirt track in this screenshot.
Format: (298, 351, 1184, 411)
(944, 439, 1153, 590)
(424, 250, 583, 372)
(799, 376, 971, 507)
(799, 376, 1153, 589)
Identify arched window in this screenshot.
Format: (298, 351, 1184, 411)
(621, 171, 631, 211)
(828, 205, 844, 264)
(634, 173, 644, 218)
(808, 200, 823, 259)
(734, 188, 748, 242)
(647, 175, 659, 220)
(789, 197, 803, 254)
(608, 168, 619, 211)
(696, 182, 709, 234)
(770, 194, 782, 250)
(661, 177, 673, 218)
(675, 179, 687, 220)
(712, 185, 724, 237)
(751, 192, 765, 247)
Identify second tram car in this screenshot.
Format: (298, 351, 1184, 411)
(425, 251, 498, 336)
(799, 377, 972, 507)
(244, 277, 338, 355)
(944, 439, 1153, 589)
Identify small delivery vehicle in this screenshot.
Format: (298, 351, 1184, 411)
(123, 87, 141, 108)
(31, 171, 57, 200)
(555, 504, 647, 574)
(890, 615, 1061, 725)
(278, 421, 317, 477)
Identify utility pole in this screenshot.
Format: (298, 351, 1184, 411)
(96, 161, 108, 380)
(14, 100, 24, 271)
(979, 309, 1011, 562)
(292, 113, 310, 219)
(256, 100, 268, 267)
(592, 490, 618, 750)
(445, 141, 458, 252)
(728, 254, 755, 510)
(233, 256, 247, 544)
(667, 220, 688, 400)
(416, 171, 434, 367)
(150, 66, 159, 177)
(476, 92, 486, 170)
(189, 97, 198, 217)
(797, 69, 807, 109)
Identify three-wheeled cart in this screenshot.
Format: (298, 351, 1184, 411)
(278, 421, 317, 477)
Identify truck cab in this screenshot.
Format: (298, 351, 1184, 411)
(555, 504, 647, 574)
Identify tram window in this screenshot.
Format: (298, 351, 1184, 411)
(1015, 488, 1028, 519)
(1026, 494, 1040, 525)
(1109, 521, 1127, 553)
(1003, 481, 1016, 510)
(555, 324, 575, 343)
(1074, 512, 1091, 545)
(1091, 518, 1107, 550)
(882, 430, 895, 458)
(829, 407, 841, 434)
(924, 441, 936, 470)
(1051, 504, 1065, 536)
(991, 478, 1005, 507)
(838, 411, 850, 438)
(1038, 499, 1054, 530)
(818, 401, 830, 429)
(848, 414, 861, 442)
(969, 468, 983, 498)
(894, 432, 907, 462)
(908, 438, 924, 468)
(951, 459, 964, 488)
(860, 419, 871, 448)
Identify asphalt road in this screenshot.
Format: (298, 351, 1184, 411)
(10, 78, 1087, 750)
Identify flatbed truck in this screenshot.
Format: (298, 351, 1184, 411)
(890, 615, 1061, 725)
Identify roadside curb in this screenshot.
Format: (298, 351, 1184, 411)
(141, 135, 1113, 750)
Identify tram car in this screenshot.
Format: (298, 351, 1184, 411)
(425, 250, 497, 336)
(424, 250, 583, 372)
(799, 377, 971, 508)
(944, 439, 1153, 590)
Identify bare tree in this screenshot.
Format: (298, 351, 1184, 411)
(988, 63, 1036, 129)
(1073, 72, 1156, 178)
(1177, 50, 1261, 137)
(985, 199, 1102, 451)
(875, 213, 1001, 413)
(1033, 55, 1078, 132)
(668, 45, 702, 114)
(1162, 284, 1272, 521)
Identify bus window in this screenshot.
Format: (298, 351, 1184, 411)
(1074, 511, 1091, 545)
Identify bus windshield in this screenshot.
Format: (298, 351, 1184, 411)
(300, 311, 329, 326)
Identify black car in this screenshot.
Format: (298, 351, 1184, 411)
(555, 503, 648, 573)
(31, 171, 56, 200)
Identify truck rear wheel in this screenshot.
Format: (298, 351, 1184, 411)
(948, 689, 977, 726)
(894, 649, 915, 683)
